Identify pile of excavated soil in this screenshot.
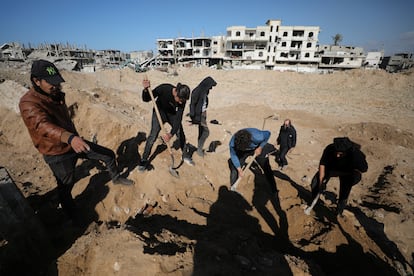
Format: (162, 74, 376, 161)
(0, 65, 413, 275)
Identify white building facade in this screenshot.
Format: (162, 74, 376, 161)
(155, 19, 321, 69)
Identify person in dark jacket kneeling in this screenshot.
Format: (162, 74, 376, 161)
(310, 137, 368, 215)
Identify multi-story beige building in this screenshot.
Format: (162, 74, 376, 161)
(156, 19, 321, 69)
(224, 24, 269, 68)
(269, 20, 320, 65)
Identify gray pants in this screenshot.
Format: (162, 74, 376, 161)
(197, 112, 209, 152)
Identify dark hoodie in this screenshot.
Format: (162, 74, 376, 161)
(189, 76, 217, 124)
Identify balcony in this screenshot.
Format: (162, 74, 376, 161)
(226, 35, 268, 42)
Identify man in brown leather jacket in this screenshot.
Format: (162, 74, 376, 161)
(19, 60, 134, 223)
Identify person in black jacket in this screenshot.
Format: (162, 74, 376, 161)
(189, 76, 217, 157)
(276, 119, 296, 170)
(137, 79, 192, 171)
(310, 137, 368, 215)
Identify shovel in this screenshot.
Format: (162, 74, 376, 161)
(304, 193, 320, 215)
(230, 153, 257, 192)
(144, 75, 179, 178)
(304, 179, 327, 215)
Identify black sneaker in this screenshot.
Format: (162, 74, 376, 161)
(183, 157, 195, 166)
(137, 160, 148, 172)
(196, 149, 204, 157)
(113, 177, 134, 186)
(336, 199, 347, 215)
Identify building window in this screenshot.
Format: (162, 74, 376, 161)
(270, 26, 273, 32)
(305, 53, 310, 57)
(293, 30, 304, 37)
(307, 42, 312, 48)
(259, 52, 263, 57)
(273, 46, 276, 52)
(283, 31, 288, 37)
(274, 36, 278, 42)
(268, 46, 271, 52)
(269, 36, 272, 42)
(236, 31, 241, 36)
(276, 26, 279, 32)
(309, 32, 314, 37)
(260, 31, 265, 36)
(282, 42, 286, 47)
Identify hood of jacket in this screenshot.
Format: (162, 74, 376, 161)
(199, 76, 217, 93)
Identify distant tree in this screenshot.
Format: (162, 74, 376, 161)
(332, 34, 343, 46)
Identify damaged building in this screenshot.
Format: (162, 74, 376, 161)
(318, 45, 366, 69)
(0, 42, 26, 61)
(155, 19, 321, 71)
(2, 17, 411, 72)
(0, 42, 130, 72)
(381, 53, 414, 73)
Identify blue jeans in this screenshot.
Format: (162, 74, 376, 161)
(44, 141, 119, 217)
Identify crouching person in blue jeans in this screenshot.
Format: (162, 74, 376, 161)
(228, 128, 277, 194)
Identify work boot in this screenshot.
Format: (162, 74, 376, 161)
(197, 148, 204, 157)
(183, 157, 195, 166)
(336, 199, 347, 215)
(137, 160, 148, 172)
(112, 174, 134, 186)
(183, 144, 195, 166)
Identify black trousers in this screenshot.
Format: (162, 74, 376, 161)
(44, 141, 119, 217)
(311, 170, 362, 202)
(278, 145, 289, 166)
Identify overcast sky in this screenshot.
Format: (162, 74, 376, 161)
(1, 0, 413, 56)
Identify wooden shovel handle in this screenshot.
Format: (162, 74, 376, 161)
(231, 153, 258, 191)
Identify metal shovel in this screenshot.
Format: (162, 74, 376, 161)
(230, 153, 257, 192)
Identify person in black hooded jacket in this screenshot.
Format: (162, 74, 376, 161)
(310, 137, 368, 215)
(189, 76, 217, 156)
(137, 79, 193, 171)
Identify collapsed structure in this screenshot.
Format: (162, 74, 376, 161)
(157, 20, 321, 71)
(1, 19, 412, 72)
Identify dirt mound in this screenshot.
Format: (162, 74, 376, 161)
(1, 66, 413, 275)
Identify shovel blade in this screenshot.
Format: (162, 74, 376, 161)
(169, 167, 180, 178)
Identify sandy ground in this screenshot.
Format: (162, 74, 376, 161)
(0, 64, 413, 275)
